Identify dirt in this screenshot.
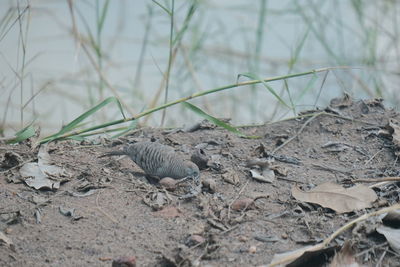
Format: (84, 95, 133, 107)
(1, 96, 400, 266)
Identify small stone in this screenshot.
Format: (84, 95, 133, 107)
(222, 171, 240, 185)
(159, 177, 177, 191)
(281, 233, 288, 239)
(248, 245, 257, 254)
(112, 256, 136, 267)
(186, 235, 205, 247)
(231, 198, 255, 211)
(188, 222, 206, 235)
(238, 236, 248, 242)
(202, 178, 217, 193)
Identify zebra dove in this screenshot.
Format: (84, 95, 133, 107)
(101, 141, 200, 181)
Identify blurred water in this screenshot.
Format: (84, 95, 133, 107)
(0, 0, 399, 135)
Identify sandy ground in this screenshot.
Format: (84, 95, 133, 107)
(1, 96, 400, 266)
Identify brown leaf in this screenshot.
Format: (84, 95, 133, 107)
(270, 243, 337, 267)
(329, 241, 361, 267)
(291, 182, 377, 213)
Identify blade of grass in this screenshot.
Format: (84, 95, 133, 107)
(40, 96, 125, 143)
(111, 120, 138, 139)
(39, 67, 351, 143)
(238, 72, 292, 109)
(7, 124, 35, 144)
(182, 102, 246, 137)
(160, 0, 174, 126)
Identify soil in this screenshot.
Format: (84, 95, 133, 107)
(1, 96, 400, 267)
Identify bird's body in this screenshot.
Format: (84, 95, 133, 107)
(101, 141, 200, 180)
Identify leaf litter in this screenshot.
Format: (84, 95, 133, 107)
(2, 96, 400, 266)
(291, 182, 378, 213)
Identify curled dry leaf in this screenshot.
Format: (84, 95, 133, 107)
(246, 158, 271, 168)
(291, 182, 377, 213)
(270, 243, 337, 267)
(388, 119, 400, 147)
(250, 168, 275, 183)
(19, 145, 69, 190)
(382, 210, 400, 228)
(376, 226, 400, 254)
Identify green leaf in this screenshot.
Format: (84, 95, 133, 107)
(7, 124, 36, 144)
(41, 96, 125, 143)
(238, 72, 291, 109)
(182, 102, 246, 137)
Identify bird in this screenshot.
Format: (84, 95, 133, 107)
(100, 141, 200, 181)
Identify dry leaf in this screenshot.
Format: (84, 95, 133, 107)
(291, 182, 377, 213)
(388, 119, 400, 147)
(19, 145, 69, 190)
(382, 210, 400, 228)
(250, 168, 275, 183)
(376, 226, 400, 254)
(329, 241, 361, 267)
(269, 243, 337, 267)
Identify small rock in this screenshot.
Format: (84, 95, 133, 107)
(238, 236, 248, 242)
(281, 233, 288, 239)
(188, 222, 206, 235)
(112, 256, 136, 267)
(186, 234, 205, 247)
(222, 171, 240, 185)
(231, 198, 255, 211)
(154, 206, 181, 218)
(159, 177, 177, 191)
(202, 178, 217, 193)
(248, 245, 257, 254)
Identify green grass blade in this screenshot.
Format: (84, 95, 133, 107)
(98, 0, 110, 33)
(238, 72, 292, 109)
(41, 96, 125, 143)
(152, 0, 172, 16)
(182, 102, 246, 137)
(173, 2, 197, 46)
(111, 120, 138, 138)
(7, 124, 35, 144)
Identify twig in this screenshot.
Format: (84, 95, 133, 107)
(352, 177, 400, 183)
(312, 163, 352, 174)
(364, 149, 383, 166)
(376, 249, 387, 267)
(272, 113, 319, 155)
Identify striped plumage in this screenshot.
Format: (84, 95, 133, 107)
(102, 141, 200, 179)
